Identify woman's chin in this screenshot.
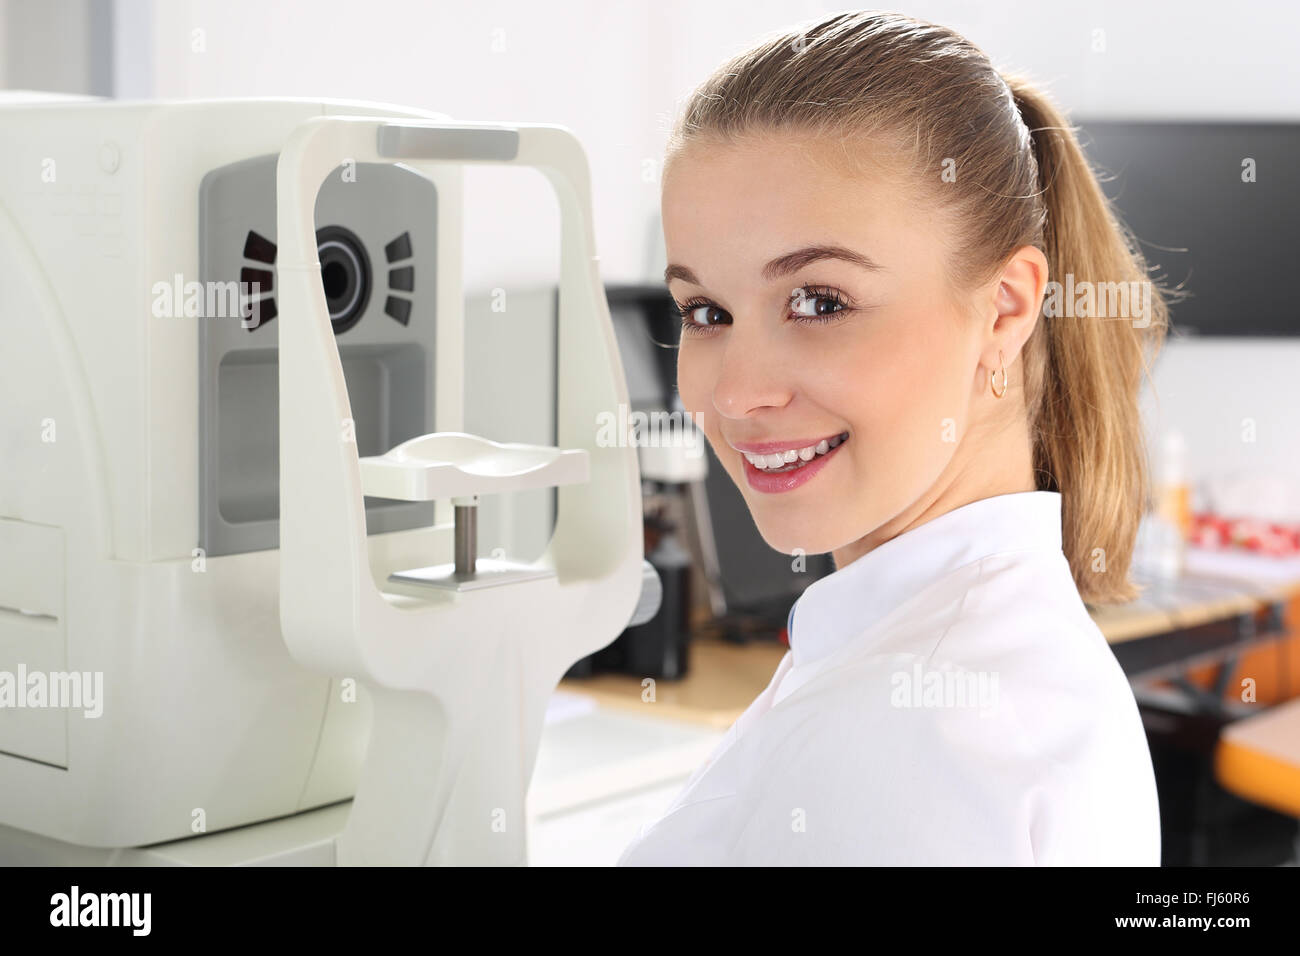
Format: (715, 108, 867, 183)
(752, 523, 833, 558)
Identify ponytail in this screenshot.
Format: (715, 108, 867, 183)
(1002, 74, 1170, 604)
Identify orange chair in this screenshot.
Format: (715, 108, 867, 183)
(1215, 697, 1300, 862)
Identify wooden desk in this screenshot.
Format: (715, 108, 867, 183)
(1088, 574, 1264, 645)
(562, 638, 787, 729)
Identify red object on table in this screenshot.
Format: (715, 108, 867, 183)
(1190, 511, 1300, 556)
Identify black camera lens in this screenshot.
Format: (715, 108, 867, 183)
(315, 225, 371, 334)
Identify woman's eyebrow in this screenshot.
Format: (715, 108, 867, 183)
(664, 243, 885, 286)
(762, 244, 885, 281)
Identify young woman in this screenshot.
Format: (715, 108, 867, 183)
(618, 10, 1169, 865)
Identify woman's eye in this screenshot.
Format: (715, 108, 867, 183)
(790, 287, 848, 319)
(677, 302, 727, 332)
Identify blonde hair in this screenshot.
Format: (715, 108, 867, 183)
(665, 11, 1171, 605)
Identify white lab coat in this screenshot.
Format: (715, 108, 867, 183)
(616, 491, 1161, 865)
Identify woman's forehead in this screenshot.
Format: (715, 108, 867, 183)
(662, 144, 939, 287)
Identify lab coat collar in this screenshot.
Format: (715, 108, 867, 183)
(788, 491, 1064, 668)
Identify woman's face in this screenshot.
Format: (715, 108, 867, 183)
(664, 133, 1006, 566)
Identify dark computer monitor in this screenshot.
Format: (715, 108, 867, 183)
(1074, 119, 1300, 337)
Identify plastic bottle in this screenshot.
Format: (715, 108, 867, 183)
(1150, 429, 1190, 579)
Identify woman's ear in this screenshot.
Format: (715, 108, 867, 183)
(982, 244, 1048, 369)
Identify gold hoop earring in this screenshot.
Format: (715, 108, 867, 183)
(990, 350, 1008, 399)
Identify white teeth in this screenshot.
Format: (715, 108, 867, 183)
(744, 433, 848, 471)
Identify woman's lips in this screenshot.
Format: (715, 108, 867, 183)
(741, 435, 848, 494)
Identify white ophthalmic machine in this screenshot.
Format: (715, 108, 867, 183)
(0, 93, 664, 865)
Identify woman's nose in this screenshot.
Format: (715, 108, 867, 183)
(710, 335, 794, 419)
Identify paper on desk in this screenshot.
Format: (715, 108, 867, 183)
(544, 689, 600, 725)
(1184, 546, 1300, 587)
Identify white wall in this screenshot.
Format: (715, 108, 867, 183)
(1140, 338, 1300, 516)
(133, 0, 664, 292)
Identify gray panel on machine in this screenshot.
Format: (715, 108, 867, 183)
(198, 154, 438, 555)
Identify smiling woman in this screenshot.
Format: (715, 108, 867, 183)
(618, 10, 1171, 866)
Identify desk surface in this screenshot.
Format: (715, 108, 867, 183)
(1097, 551, 1300, 644)
(1090, 574, 1260, 644)
(561, 549, 1300, 729)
